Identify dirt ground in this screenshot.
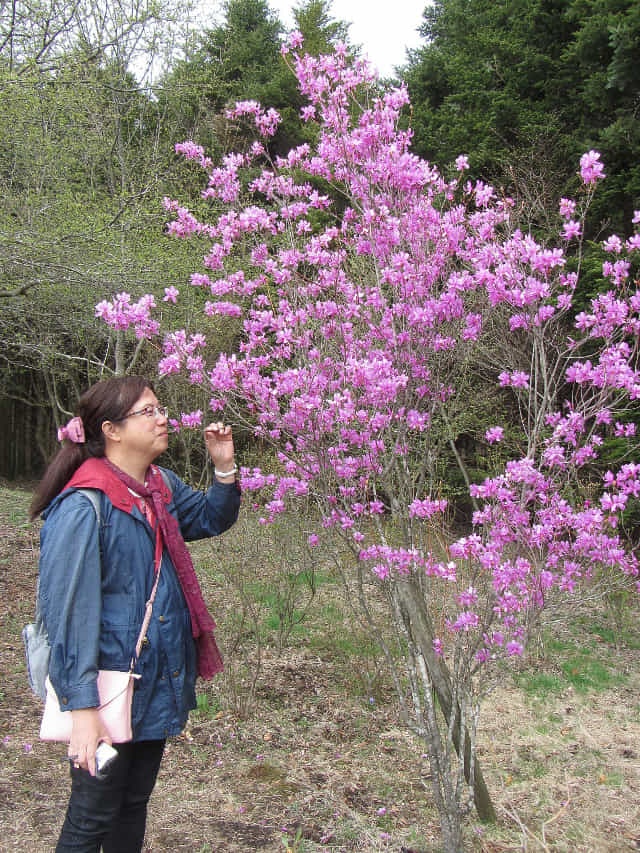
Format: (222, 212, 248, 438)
(2, 482, 640, 852)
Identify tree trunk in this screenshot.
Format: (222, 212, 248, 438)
(395, 577, 497, 823)
(440, 813, 464, 853)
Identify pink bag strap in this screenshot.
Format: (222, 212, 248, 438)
(132, 518, 163, 665)
(133, 564, 161, 662)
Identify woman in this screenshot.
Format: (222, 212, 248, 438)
(30, 376, 241, 852)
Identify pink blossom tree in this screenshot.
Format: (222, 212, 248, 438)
(98, 38, 640, 852)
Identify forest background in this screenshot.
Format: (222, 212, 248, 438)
(1, 0, 638, 489)
(2, 2, 640, 851)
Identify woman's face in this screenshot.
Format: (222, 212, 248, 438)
(112, 388, 169, 464)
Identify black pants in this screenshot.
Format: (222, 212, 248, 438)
(55, 740, 165, 853)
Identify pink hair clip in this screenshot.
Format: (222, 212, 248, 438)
(57, 416, 85, 444)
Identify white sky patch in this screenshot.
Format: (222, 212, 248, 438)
(270, 0, 427, 77)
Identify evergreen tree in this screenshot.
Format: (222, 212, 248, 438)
(163, 0, 290, 155)
(292, 0, 350, 56)
(404, 0, 639, 236)
(162, 0, 353, 157)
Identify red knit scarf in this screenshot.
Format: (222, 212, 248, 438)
(95, 459, 223, 678)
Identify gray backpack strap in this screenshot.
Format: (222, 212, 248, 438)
(157, 467, 173, 495)
(77, 488, 102, 524)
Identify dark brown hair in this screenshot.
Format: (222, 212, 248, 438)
(30, 376, 153, 519)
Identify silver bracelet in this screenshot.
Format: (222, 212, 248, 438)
(214, 465, 237, 478)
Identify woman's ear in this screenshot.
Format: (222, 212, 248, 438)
(102, 420, 121, 444)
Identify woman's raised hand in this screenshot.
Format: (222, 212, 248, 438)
(204, 423, 236, 478)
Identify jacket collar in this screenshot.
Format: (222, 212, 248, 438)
(63, 457, 170, 515)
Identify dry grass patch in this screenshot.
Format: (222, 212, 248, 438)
(1, 482, 639, 852)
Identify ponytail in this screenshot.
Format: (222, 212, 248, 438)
(29, 375, 152, 520)
(29, 444, 88, 520)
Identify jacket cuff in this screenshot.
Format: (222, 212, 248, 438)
(53, 680, 100, 712)
(211, 478, 242, 495)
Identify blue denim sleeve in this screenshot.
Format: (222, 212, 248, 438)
(159, 468, 241, 542)
(39, 493, 101, 711)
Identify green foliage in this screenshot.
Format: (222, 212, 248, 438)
(163, 0, 290, 155)
(560, 655, 612, 691)
(515, 620, 629, 699)
(4, 0, 638, 499)
(203, 0, 284, 113)
(292, 0, 350, 56)
(162, 0, 353, 159)
(0, 45, 241, 464)
(404, 0, 640, 237)
(194, 689, 222, 718)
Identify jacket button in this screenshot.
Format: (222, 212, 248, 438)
(62, 697, 68, 705)
(141, 636, 149, 647)
(173, 670, 180, 678)
(158, 615, 165, 623)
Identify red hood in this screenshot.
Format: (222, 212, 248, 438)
(64, 458, 171, 515)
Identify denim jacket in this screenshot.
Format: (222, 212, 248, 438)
(38, 464, 240, 741)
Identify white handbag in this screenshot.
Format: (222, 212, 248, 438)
(40, 670, 140, 743)
(40, 558, 160, 744)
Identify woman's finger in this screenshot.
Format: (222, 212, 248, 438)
(204, 423, 233, 441)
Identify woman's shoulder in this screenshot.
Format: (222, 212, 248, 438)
(154, 465, 178, 489)
(41, 487, 105, 525)
(153, 465, 188, 502)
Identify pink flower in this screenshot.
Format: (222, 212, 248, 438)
(452, 611, 479, 631)
(559, 197, 576, 218)
(615, 422, 636, 438)
(163, 286, 179, 303)
(175, 140, 206, 164)
(603, 235, 622, 254)
(205, 301, 243, 318)
(579, 150, 605, 185)
(562, 220, 581, 240)
(158, 353, 181, 376)
(485, 427, 504, 444)
(181, 410, 203, 428)
(409, 497, 447, 518)
(499, 371, 530, 389)
(288, 30, 304, 49)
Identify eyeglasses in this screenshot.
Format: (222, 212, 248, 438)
(121, 405, 169, 420)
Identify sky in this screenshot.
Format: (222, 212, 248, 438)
(269, 0, 427, 77)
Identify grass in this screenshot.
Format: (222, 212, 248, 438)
(515, 623, 628, 698)
(194, 690, 222, 719)
(2, 480, 640, 852)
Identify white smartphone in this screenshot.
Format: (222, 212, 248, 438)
(95, 742, 118, 775)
